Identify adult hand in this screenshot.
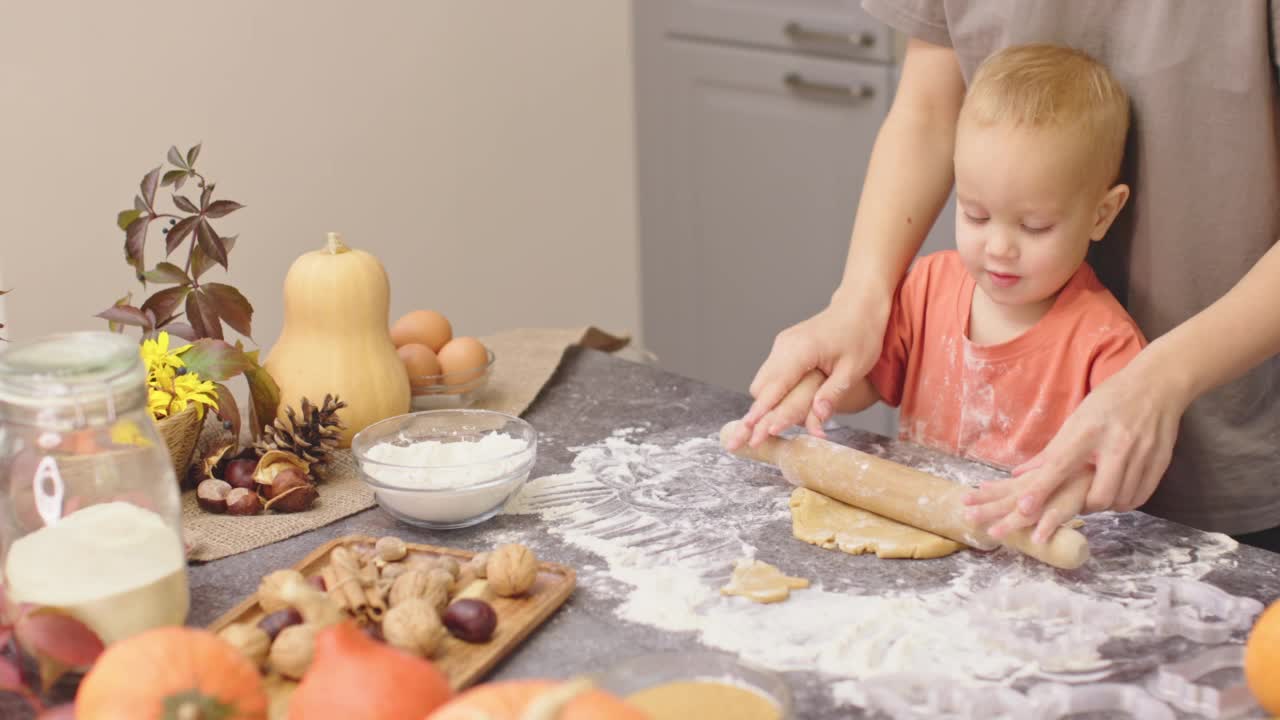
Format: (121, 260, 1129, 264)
(725, 293, 889, 450)
(963, 356, 1190, 538)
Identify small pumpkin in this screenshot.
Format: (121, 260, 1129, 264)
(288, 621, 451, 720)
(265, 232, 410, 446)
(76, 626, 268, 720)
(428, 679, 647, 720)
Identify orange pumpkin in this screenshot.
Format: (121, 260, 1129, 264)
(429, 679, 647, 720)
(76, 626, 267, 720)
(288, 621, 452, 720)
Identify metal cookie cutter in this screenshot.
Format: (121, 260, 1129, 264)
(1151, 578, 1263, 644)
(1027, 683, 1175, 720)
(860, 673, 1034, 720)
(1147, 645, 1261, 719)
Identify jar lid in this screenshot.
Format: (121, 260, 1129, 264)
(0, 332, 147, 428)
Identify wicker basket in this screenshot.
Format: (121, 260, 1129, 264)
(155, 404, 205, 483)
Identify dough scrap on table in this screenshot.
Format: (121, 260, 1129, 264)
(789, 487, 963, 559)
(720, 558, 809, 604)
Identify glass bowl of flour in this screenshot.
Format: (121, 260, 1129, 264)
(352, 409, 537, 529)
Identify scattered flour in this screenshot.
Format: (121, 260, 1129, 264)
(505, 429, 1247, 713)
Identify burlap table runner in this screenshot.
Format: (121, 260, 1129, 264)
(183, 326, 629, 562)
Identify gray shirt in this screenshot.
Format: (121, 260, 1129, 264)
(862, 0, 1280, 534)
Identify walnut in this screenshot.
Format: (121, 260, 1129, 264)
(218, 622, 270, 668)
(389, 568, 452, 610)
(268, 623, 319, 679)
(375, 536, 408, 562)
(487, 544, 538, 597)
(258, 569, 307, 614)
(436, 556, 461, 580)
(381, 598, 446, 657)
(467, 552, 491, 579)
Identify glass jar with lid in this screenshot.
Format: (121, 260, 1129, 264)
(0, 331, 189, 645)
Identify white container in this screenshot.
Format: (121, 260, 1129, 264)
(352, 409, 537, 529)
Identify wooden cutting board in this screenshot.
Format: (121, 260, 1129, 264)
(208, 534, 576, 690)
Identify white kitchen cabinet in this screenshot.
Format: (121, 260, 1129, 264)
(635, 0, 953, 436)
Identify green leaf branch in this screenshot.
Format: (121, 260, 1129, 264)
(98, 144, 279, 439)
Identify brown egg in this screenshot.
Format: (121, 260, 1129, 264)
(397, 343, 443, 388)
(437, 337, 489, 386)
(390, 310, 452, 352)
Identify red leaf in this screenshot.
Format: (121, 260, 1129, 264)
(186, 142, 201, 167)
(172, 194, 199, 213)
(134, 194, 148, 212)
(141, 286, 191, 324)
(95, 304, 148, 328)
(116, 209, 143, 231)
(165, 322, 198, 341)
(15, 607, 104, 669)
(139, 166, 161, 207)
(244, 353, 281, 439)
(180, 338, 250, 381)
(213, 382, 241, 440)
(141, 262, 190, 286)
(167, 145, 186, 169)
(161, 169, 186, 187)
(185, 290, 222, 340)
(196, 219, 228, 270)
(200, 182, 215, 209)
(166, 216, 198, 256)
(202, 282, 253, 338)
(203, 200, 244, 218)
(124, 216, 149, 274)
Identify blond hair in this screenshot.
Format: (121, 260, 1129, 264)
(962, 43, 1130, 185)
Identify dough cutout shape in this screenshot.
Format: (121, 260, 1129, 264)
(720, 559, 809, 604)
(790, 487, 963, 559)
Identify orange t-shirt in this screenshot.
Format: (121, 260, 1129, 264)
(867, 251, 1147, 469)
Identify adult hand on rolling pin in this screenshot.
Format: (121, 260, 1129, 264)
(728, 295, 889, 450)
(963, 358, 1189, 538)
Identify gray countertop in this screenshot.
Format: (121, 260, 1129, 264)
(11, 348, 1279, 718)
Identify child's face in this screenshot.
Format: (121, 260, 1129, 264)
(953, 120, 1127, 309)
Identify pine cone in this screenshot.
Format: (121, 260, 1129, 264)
(254, 394, 346, 473)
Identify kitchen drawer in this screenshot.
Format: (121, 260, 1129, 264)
(665, 0, 893, 63)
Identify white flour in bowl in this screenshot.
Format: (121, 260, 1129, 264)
(363, 432, 530, 490)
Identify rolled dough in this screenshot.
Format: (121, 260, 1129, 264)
(790, 487, 963, 560)
(720, 559, 809, 604)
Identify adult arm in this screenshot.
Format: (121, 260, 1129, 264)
(730, 37, 965, 449)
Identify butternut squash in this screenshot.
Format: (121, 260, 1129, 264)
(265, 233, 410, 446)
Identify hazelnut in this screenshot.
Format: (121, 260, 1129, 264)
(257, 608, 303, 640)
(258, 569, 306, 614)
(196, 479, 232, 513)
(487, 544, 538, 598)
(218, 622, 271, 668)
(382, 598, 446, 658)
(375, 536, 408, 562)
(436, 556, 461, 580)
(268, 623, 318, 679)
(263, 472, 318, 513)
(443, 599, 497, 643)
(226, 487, 262, 515)
(224, 458, 259, 491)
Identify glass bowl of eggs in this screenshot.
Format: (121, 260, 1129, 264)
(391, 310, 495, 410)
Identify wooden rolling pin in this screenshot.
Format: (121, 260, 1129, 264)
(720, 421, 1090, 569)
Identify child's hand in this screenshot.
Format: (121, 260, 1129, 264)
(963, 468, 1092, 544)
(724, 370, 827, 449)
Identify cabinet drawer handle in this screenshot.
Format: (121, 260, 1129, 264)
(784, 72, 875, 101)
(784, 21, 877, 49)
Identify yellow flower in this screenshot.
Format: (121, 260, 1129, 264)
(140, 331, 185, 377)
(148, 387, 173, 419)
(171, 372, 219, 419)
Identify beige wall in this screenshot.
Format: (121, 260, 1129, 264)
(0, 2, 638, 354)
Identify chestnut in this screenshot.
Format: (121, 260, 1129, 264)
(224, 459, 259, 491)
(263, 471, 318, 513)
(226, 487, 262, 516)
(442, 599, 497, 643)
(257, 608, 303, 640)
(196, 479, 232, 513)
